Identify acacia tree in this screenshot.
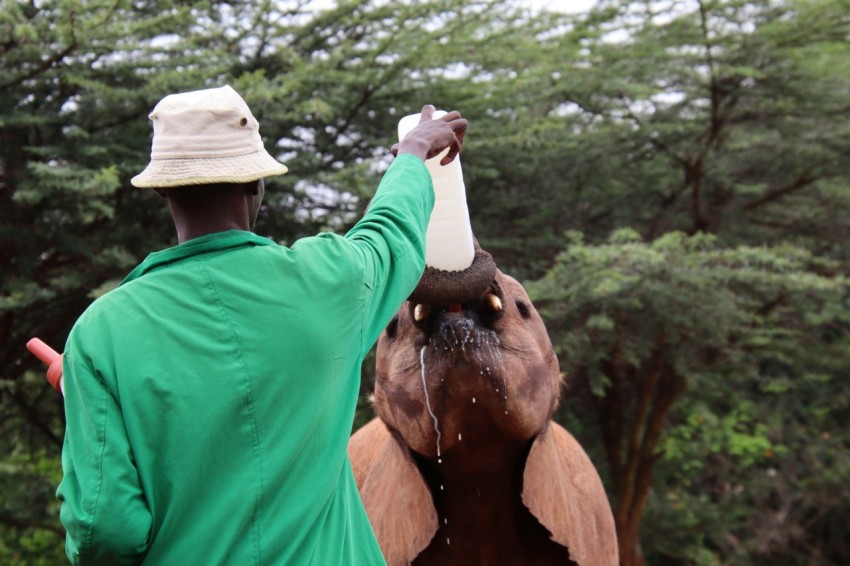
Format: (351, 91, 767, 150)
(529, 231, 850, 565)
(518, 0, 850, 563)
(460, 0, 850, 279)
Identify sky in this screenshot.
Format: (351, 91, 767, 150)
(306, 0, 599, 15)
(527, 0, 597, 13)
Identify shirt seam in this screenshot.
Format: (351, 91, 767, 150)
(122, 231, 274, 285)
(199, 260, 264, 565)
(70, 356, 108, 563)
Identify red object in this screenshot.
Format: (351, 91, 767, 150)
(27, 338, 64, 393)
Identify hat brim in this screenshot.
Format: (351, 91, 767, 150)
(130, 150, 288, 188)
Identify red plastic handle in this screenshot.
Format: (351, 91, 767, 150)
(27, 338, 64, 393)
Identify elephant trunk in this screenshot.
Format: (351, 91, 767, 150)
(408, 242, 497, 306)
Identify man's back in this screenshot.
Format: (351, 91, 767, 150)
(58, 155, 434, 564)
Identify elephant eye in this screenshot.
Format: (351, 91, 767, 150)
(515, 299, 531, 320)
(385, 315, 399, 338)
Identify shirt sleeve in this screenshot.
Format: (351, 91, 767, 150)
(344, 153, 434, 349)
(57, 337, 153, 565)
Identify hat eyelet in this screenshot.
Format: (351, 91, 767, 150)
(239, 117, 248, 127)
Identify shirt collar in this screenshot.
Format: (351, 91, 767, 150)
(121, 230, 275, 285)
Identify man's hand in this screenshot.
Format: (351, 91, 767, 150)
(393, 105, 468, 166)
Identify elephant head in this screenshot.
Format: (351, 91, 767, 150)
(349, 244, 618, 566)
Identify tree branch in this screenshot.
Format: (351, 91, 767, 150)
(627, 367, 685, 529)
(742, 168, 816, 212)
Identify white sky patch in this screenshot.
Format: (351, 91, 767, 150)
(294, 180, 359, 228)
(526, 0, 597, 13)
(371, 153, 394, 176)
(551, 101, 584, 117)
(307, 0, 598, 14)
(651, 90, 686, 108)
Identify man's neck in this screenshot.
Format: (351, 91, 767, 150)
(175, 219, 249, 244)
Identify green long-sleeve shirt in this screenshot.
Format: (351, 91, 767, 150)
(57, 154, 433, 565)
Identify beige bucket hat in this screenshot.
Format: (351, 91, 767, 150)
(131, 85, 288, 188)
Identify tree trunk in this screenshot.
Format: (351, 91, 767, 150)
(616, 520, 645, 566)
(593, 335, 686, 566)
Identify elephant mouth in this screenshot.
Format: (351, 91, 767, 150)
(408, 279, 506, 344)
(407, 280, 508, 378)
(402, 241, 507, 377)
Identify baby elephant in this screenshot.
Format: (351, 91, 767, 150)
(349, 256, 618, 565)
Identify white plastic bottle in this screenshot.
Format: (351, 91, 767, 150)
(398, 110, 475, 272)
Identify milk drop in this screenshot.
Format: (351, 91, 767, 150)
(420, 346, 442, 459)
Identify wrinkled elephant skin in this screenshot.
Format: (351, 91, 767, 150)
(349, 269, 618, 565)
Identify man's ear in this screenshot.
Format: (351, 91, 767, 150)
(246, 179, 263, 197)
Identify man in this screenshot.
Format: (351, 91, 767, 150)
(56, 85, 467, 564)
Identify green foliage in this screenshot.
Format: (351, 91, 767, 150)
(529, 230, 850, 563)
(0, 446, 65, 564)
(464, 0, 850, 280)
(511, 1, 850, 562)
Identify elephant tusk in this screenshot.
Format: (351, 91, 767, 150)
(484, 293, 503, 313)
(414, 304, 431, 322)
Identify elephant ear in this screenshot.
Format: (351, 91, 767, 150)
(521, 422, 619, 566)
(349, 419, 439, 566)
(349, 417, 388, 490)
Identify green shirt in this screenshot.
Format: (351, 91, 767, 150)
(57, 154, 433, 565)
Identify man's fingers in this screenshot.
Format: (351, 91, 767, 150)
(420, 104, 436, 123)
(438, 110, 462, 123)
(451, 119, 467, 145)
(398, 106, 466, 164)
(440, 118, 467, 165)
(440, 138, 462, 165)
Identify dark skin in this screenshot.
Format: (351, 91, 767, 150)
(155, 180, 265, 244)
(156, 105, 467, 243)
